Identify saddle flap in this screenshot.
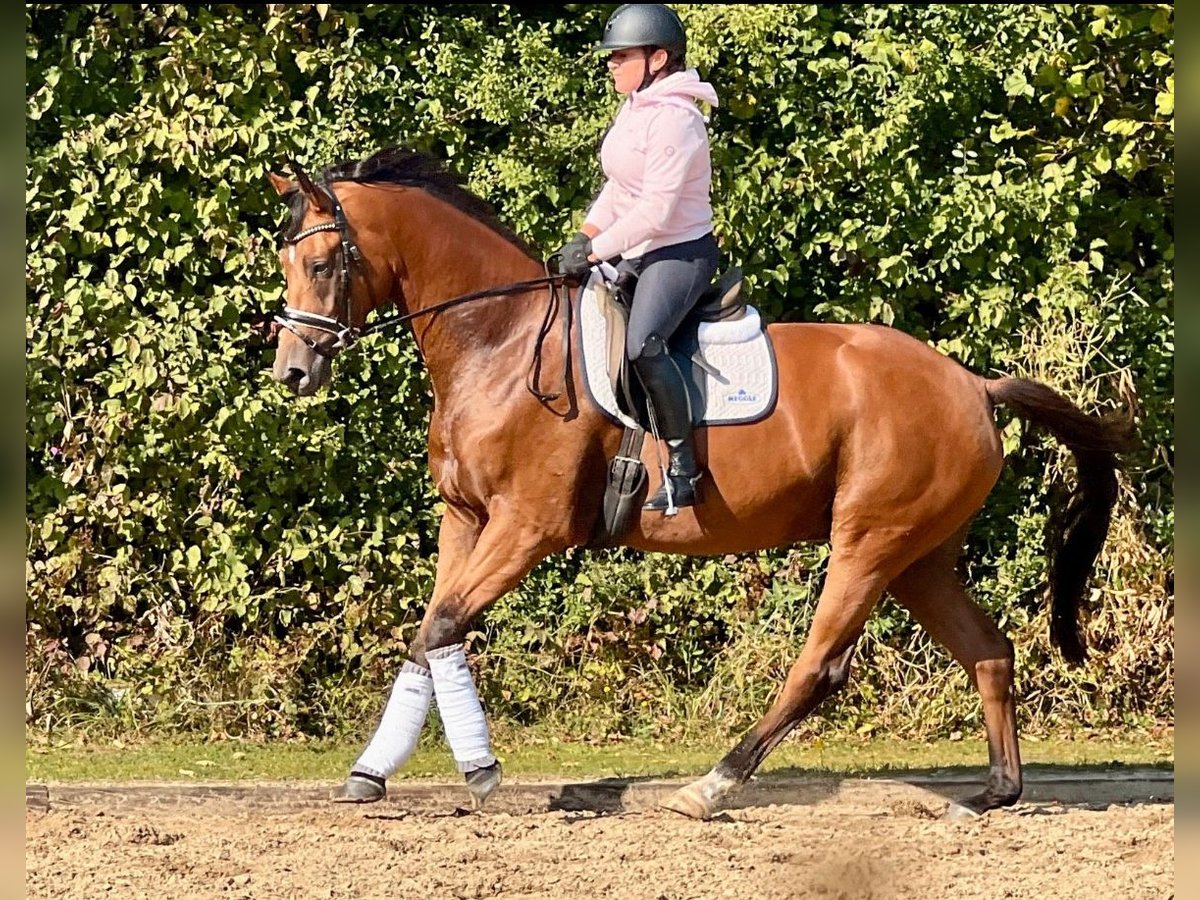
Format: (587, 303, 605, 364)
(596, 281, 630, 405)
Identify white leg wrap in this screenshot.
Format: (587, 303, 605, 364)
(427, 645, 496, 773)
(352, 661, 434, 780)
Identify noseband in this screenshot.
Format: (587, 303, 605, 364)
(276, 182, 365, 357)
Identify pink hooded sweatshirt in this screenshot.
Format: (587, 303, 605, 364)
(586, 69, 720, 261)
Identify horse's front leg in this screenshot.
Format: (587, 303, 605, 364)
(418, 506, 560, 809)
(331, 505, 483, 803)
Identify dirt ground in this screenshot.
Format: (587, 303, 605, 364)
(26, 790, 1172, 900)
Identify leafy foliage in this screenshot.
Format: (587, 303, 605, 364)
(27, 4, 1172, 742)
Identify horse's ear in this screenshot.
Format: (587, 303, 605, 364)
(269, 172, 296, 197)
(287, 158, 334, 214)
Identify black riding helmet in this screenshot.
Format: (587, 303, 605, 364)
(597, 4, 687, 58)
(597, 5, 687, 92)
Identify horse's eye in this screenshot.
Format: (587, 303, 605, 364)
(312, 260, 330, 277)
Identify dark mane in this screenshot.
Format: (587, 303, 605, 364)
(282, 147, 537, 258)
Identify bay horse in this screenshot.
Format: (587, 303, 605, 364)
(264, 148, 1135, 819)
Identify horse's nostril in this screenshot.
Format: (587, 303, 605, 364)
(285, 366, 306, 386)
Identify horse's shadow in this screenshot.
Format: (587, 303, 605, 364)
(542, 762, 1174, 817)
(547, 775, 670, 814)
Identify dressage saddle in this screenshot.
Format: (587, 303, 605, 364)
(597, 265, 746, 424)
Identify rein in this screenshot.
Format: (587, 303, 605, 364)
(270, 179, 574, 406)
(371, 270, 574, 406)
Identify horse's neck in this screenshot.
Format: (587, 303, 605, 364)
(387, 190, 548, 401)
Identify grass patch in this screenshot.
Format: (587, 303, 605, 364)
(26, 726, 1173, 783)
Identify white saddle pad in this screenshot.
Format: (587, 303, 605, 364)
(578, 278, 777, 429)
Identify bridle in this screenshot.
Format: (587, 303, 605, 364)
(275, 181, 370, 356)
(270, 178, 575, 404)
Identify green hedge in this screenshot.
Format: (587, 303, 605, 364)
(26, 4, 1173, 741)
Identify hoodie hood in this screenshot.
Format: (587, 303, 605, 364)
(631, 69, 719, 110)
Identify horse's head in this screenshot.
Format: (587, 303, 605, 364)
(265, 147, 556, 399)
(268, 161, 380, 396)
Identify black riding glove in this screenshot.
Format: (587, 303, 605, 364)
(555, 231, 593, 278)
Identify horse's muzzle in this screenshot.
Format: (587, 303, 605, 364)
(272, 339, 332, 396)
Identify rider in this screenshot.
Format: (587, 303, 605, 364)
(556, 3, 719, 512)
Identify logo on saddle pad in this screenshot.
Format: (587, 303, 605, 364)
(726, 388, 759, 404)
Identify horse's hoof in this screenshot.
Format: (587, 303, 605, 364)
(330, 773, 386, 804)
(465, 761, 502, 810)
(943, 801, 982, 821)
(661, 770, 739, 820)
(944, 783, 1020, 820)
(660, 783, 713, 820)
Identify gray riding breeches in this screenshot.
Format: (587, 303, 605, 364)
(616, 232, 719, 360)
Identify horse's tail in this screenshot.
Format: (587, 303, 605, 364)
(985, 376, 1139, 665)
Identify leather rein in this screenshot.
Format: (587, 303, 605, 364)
(273, 180, 574, 405)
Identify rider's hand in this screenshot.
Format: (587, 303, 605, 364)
(555, 231, 593, 278)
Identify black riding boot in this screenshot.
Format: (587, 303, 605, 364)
(633, 334, 702, 513)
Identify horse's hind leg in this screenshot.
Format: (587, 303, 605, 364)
(662, 541, 893, 819)
(887, 534, 1023, 818)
